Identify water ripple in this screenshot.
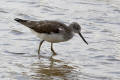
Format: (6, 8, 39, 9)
(0, 0, 120, 80)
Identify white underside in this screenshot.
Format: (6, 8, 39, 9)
(30, 29, 66, 43)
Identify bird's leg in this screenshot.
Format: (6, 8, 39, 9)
(51, 43, 56, 55)
(38, 40, 44, 59)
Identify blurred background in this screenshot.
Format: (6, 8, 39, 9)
(0, 0, 120, 80)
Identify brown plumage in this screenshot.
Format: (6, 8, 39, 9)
(14, 18, 88, 59)
(14, 18, 71, 34)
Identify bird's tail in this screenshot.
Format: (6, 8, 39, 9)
(14, 18, 27, 23)
(14, 18, 36, 29)
(14, 18, 32, 27)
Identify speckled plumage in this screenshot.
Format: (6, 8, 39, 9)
(14, 18, 88, 59)
(14, 18, 73, 42)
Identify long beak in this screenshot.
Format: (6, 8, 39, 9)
(78, 32, 88, 45)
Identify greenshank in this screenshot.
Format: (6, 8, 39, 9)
(14, 18, 88, 58)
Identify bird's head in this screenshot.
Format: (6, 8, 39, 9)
(69, 22, 88, 45)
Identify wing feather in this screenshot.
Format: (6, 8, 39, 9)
(30, 21, 68, 34)
(15, 18, 71, 34)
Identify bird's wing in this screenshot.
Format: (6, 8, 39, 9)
(31, 21, 66, 34)
(14, 18, 70, 34)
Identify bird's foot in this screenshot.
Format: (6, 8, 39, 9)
(38, 55, 40, 59)
(38, 53, 40, 59)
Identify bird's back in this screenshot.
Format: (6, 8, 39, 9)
(15, 18, 72, 34)
(15, 18, 74, 42)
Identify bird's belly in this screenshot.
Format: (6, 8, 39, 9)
(31, 29, 66, 43)
(38, 33, 66, 43)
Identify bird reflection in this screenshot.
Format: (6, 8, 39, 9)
(31, 55, 74, 80)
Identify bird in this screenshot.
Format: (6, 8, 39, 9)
(14, 18, 88, 59)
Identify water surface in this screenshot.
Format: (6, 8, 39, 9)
(0, 0, 120, 80)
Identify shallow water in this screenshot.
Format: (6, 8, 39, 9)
(0, 0, 120, 80)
